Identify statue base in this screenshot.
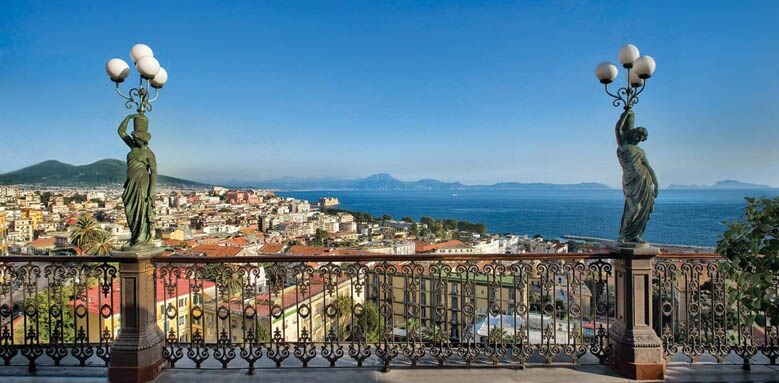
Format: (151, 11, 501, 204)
(608, 241, 660, 255)
(109, 247, 166, 383)
(606, 245, 665, 380)
(120, 242, 157, 253)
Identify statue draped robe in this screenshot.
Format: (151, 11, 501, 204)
(122, 146, 156, 247)
(617, 144, 654, 242)
(616, 111, 657, 243)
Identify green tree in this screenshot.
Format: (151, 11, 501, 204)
(336, 297, 381, 342)
(69, 214, 101, 254)
(312, 228, 329, 246)
(718, 196, 779, 324)
(381, 214, 393, 222)
(443, 219, 458, 231)
(64, 194, 87, 204)
(88, 230, 115, 256)
(410, 223, 420, 237)
(401, 216, 414, 223)
(14, 284, 76, 343)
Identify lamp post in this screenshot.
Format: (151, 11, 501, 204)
(597, 45, 665, 381)
(104, 43, 167, 251)
(596, 44, 656, 110)
(105, 45, 168, 383)
(106, 43, 168, 113)
(596, 43, 660, 248)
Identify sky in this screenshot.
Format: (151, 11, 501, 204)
(0, 1, 777, 187)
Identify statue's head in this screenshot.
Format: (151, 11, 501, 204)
(627, 127, 648, 144)
(131, 114, 151, 147)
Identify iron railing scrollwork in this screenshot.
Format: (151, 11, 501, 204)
(152, 253, 619, 371)
(653, 254, 779, 367)
(2, 251, 777, 375)
(0, 256, 118, 372)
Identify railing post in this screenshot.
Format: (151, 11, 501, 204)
(608, 246, 665, 380)
(108, 248, 166, 383)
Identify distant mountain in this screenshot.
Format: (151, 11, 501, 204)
(0, 159, 204, 187)
(250, 173, 612, 191)
(668, 179, 775, 190)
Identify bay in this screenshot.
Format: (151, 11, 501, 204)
(278, 189, 779, 247)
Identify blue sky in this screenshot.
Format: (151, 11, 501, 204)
(1, 1, 777, 187)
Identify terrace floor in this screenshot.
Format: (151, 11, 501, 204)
(2, 364, 779, 383)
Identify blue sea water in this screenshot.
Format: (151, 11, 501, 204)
(277, 189, 779, 247)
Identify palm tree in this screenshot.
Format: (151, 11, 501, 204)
(88, 229, 115, 255)
(69, 214, 100, 254)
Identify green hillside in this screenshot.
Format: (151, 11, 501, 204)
(0, 159, 205, 187)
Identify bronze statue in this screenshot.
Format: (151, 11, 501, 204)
(118, 113, 157, 249)
(615, 110, 658, 244)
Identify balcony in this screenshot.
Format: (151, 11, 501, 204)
(0, 251, 777, 382)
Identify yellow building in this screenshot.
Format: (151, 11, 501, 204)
(0, 211, 7, 254)
(21, 208, 43, 229)
(374, 262, 530, 338)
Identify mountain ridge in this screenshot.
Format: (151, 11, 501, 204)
(667, 179, 775, 190)
(4, 160, 772, 191)
(245, 173, 613, 191)
(0, 159, 205, 187)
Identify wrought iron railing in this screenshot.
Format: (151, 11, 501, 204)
(152, 253, 617, 372)
(653, 253, 779, 367)
(0, 255, 119, 372)
(1, 251, 777, 376)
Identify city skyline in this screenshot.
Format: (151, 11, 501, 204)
(1, 1, 778, 187)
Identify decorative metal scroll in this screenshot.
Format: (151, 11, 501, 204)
(653, 256, 778, 366)
(0, 260, 119, 372)
(152, 256, 622, 371)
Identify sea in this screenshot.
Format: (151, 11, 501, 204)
(277, 189, 779, 247)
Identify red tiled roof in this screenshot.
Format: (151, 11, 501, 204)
(27, 237, 56, 248)
(415, 240, 433, 252)
(286, 245, 332, 256)
(224, 237, 249, 247)
(252, 275, 350, 317)
(259, 244, 284, 254)
(162, 239, 184, 247)
(188, 244, 243, 257)
(70, 277, 216, 315)
(417, 240, 465, 252)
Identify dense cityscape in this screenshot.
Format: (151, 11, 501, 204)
(0, 185, 575, 257)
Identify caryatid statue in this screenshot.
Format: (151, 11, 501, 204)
(615, 109, 658, 244)
(118, 112, 157, 249)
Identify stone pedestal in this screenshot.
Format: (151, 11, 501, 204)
(109, 248, 166, 383)
(608, 245, 666, 380)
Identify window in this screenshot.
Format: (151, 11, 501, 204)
(178, 298, 187, 308)
(450, 282, 459, 310)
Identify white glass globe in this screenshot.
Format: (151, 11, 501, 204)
(633, 55, 656, 79)
(105, 58, 130, 82)
(130, 43, 154, 63)
(151, 67, 168, 89)
(136, 56, 161, 79)
(618, 44, 640, 67)
(595, 62, 619, 84)
(629, 70, 644, 87)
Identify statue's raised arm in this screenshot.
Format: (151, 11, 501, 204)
(118, 114, 137, 148)
(615, 110, 633, 146)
